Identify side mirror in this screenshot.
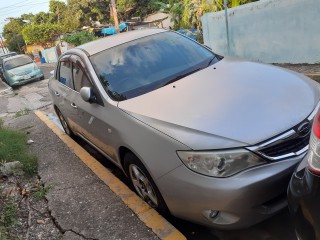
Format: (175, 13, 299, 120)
(80, 87, 96, 103)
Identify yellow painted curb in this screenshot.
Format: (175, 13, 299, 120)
(306, 74, 320, 76)
(34, 111, 186, 240)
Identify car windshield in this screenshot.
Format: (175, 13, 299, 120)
(90, 31, 219, 101)
(4, 56, 33, 70)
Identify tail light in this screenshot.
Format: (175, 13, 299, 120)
(308, 112, 320, 175)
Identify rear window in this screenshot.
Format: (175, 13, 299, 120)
(90, 31, 218, 101)
(4, 56, 33, 70)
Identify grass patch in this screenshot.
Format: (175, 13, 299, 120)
(0, 127, 37, 177)
(33, 185, 50, 200)
(0, 201, 18, 228)
(0, 200, 18, 240)
(15, 108, 31, 118)
(0, 225, 10, 240)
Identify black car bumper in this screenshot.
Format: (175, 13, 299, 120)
(288, 156, 320, 240)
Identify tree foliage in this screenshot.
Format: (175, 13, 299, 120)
(117, 0, 159, 20)
(67, 0, 110, 26)
(21, 23, 62, 48)
(62, 31, 98, 46)
(158, 0, 257, 30)
(2, 18, 26, 53)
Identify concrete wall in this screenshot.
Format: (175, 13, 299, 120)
(202, 0, 320, 63)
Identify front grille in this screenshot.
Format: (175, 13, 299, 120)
(16, 70, 32, 76)
(258, 133, 310, 158)
(249, 120, 313, 160)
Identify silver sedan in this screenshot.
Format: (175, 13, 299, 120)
(49, 28, 320, 229)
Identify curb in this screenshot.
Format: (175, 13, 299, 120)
(0, 80, 12, 95)
(306, 73, 320, 83)
(34, 111, 186, 240)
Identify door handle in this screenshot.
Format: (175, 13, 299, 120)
(54, 91, 60, 96)
(71, 103, 78, 109)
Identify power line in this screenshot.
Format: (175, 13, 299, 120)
(0, 1, 50, 15)
(0, 0, 34, 10)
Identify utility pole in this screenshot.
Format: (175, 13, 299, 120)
(223, 0, 231, 55)
(110, 0, 120, 33)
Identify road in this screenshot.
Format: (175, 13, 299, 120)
(0, 63, 297, 240)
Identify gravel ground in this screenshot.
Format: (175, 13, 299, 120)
(0, 175, 62, 240)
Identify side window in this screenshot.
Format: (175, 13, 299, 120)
(72, 62, 92, 92)
(59, 61, 74, 89)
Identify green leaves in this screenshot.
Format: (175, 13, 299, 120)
(62, 31, 98, 46)
(21, 23, 62, 48)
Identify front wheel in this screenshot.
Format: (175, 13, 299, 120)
(55, 108, 75, 138)
(124, 153, 169, 215)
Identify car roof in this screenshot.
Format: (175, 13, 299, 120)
(3, 54, 31, 63)
(76, 28, 168, 56)
(0, 52, 17, 57)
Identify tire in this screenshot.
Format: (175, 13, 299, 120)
(124, 152, 169, 215)
(40, 76, 45, 80)
(55, 108, 75, 138)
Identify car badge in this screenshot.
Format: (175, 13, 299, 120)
(297, 122, 311, 137)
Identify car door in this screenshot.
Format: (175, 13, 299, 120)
(70, 55, 119, 162)
(49, 56, 79, 132)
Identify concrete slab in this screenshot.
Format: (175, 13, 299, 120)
(0, 80, 12, 95)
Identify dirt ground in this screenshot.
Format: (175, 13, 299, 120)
(0, 174, 62, 240)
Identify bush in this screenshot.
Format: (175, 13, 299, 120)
(63, 31, 98, 46)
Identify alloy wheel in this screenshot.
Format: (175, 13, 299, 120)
(129, 164, 158, 208)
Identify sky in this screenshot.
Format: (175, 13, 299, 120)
(0, 0, 66, 34)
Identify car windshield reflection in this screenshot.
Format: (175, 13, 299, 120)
(90, 32, 219, 101)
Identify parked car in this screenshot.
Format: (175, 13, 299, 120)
(2, 54, 44, 87)
(49, 28, 320, 229)
(288, 111, 320, 240)
(0, 52, 17, 79)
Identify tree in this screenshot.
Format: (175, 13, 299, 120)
(66, 0, 110, 26)
(2, 18, 26, 53)
(163, 0, 258, 30)
(117, 0, 159, 20)
(22, 23, 62, 48)
(49, 0, 67, 23)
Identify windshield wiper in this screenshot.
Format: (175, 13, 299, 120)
(162, 68, 202, 87)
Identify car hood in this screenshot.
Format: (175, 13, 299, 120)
(8, 63, 35, 75)
(118, 57, 320, 149)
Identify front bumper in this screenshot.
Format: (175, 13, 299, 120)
(288, 156, 320, 240)
(9, 73, 44, 86)
(156, 154, 304, 229)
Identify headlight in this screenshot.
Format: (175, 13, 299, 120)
(177, 149, 265, 177)
(8, 72, 14, 77)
